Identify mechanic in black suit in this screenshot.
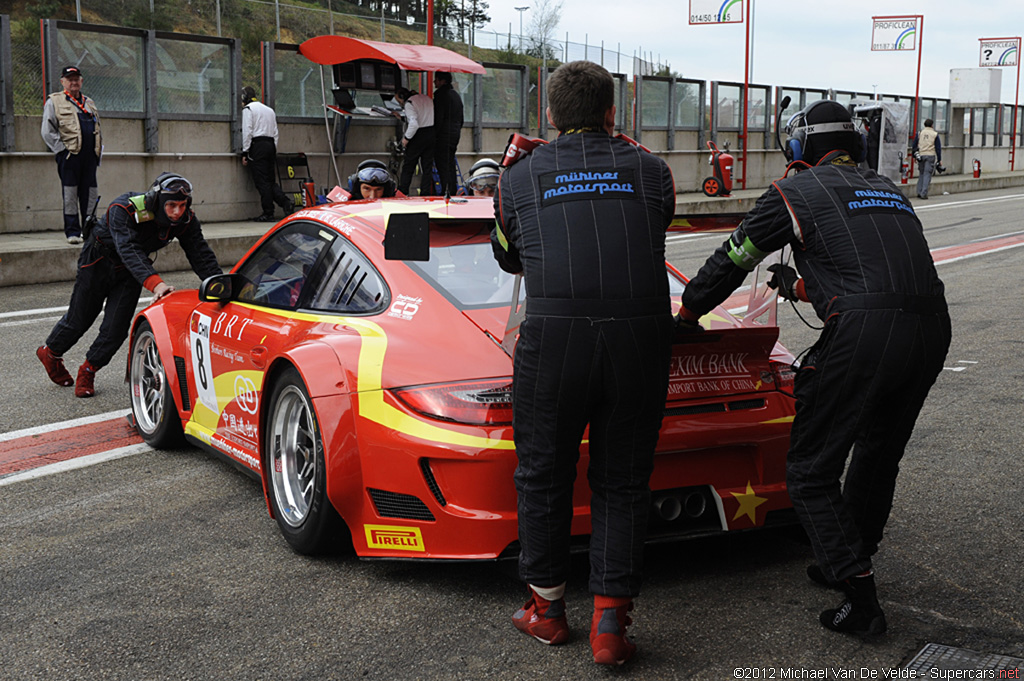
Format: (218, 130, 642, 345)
(491, 60, 676, 666)
(432, 71, 463, 196)
(678, 101, 951, 636)
(37, 173, 221, 398)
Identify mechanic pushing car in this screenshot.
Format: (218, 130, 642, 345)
(37, 172, 221, 398)
(491, 61, 676, 666)
(678, 100, 951, 636)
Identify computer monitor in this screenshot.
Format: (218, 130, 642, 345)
(332, 88, 357, 111)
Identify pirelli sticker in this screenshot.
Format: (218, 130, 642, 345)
(364, 524, 425, 552)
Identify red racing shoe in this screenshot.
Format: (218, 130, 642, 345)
(75, 360, 99, 398)
(590, 596, 636, 665)
(37, 346, 74, 387)
(512, 591, 569, 645)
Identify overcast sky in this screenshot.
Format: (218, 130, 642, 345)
(485, 0, 1024, 103)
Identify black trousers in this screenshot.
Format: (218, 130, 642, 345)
(398, 127, 435, 196)
(45, 238, 143, 369)
(434, 140, 459, 196)
(512, 312, 672, 597)
(248, 137, 291, 217)
(55, 150, 98, 237)
(786, 308, 951, 582)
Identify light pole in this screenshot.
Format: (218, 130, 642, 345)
(514, 6, 529, 53)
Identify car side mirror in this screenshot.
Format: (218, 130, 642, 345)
(383, 212, 430, 261)
(199, 273, 238, 302)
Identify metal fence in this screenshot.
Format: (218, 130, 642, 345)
(3, 14, 1014, 157)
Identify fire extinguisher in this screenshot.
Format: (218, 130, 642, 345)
(701, 141, 734, 197)
(972, 158, 981, 178)
(899, 152, 910, 184)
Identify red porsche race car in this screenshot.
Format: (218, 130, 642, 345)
(127, 196, 797, 559)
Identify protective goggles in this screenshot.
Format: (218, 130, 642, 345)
(158, 175, 193, 197)
(468, 177, 498, 190)
(357, 167, 390, 185)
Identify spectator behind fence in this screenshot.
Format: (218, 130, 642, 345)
(41, 65, 102, 245)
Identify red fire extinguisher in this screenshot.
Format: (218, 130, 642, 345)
(701, 141, 734, 197)
(899, 152, 910, 184)
(972, 158, 981, 178)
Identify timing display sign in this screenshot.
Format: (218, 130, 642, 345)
(689, 0, 743, 24)
(979, 38, 1019, 67)
(871, 17, 919, 51)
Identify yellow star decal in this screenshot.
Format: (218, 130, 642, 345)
(731, 482, 768, 524)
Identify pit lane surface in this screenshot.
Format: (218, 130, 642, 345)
(1, 189, 1022, 679)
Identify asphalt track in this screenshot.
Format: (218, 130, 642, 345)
(1, 188, 1022, 679)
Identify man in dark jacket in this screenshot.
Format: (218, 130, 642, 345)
(37, 173, 222, 397)
(678, 100, 951, 636)
(432, 72, 463, 196)
(491, 60, 676, 666)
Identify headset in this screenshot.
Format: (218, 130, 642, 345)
(144, 172, 193, 213)
(783, 100, 866, 164)
(348, 159, 396, 197)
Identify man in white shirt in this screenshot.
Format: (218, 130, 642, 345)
(393, 87, 435, 196)
(241, 86, 293, 222)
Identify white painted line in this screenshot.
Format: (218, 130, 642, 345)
(0, 409, 130, 443)
(0, 442, 151, 487)
(0, 297, 155, 321)
(935, 242, 1024, 266)
(0, 316, 63, 328)
(915, 193, 1024, 211)
(943, 367, 967, 372)
(958, 360, 979, 364)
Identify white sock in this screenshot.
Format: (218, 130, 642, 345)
(530, 583, 566, 601)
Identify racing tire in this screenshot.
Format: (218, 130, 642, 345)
(129, 320, 186, 449)
(264, 367, 344, 555)
(701, 176, 721, 197)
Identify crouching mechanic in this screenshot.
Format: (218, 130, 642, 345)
(466, 158, 500, 197)
(491, 61, 676, 665)
(347, 160, 397, 200)
(37, 173, 221, 397)
(678, 100, 951, 636)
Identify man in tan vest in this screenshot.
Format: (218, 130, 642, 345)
(912, 118, 941, 200)
(41, 65, 102, 245)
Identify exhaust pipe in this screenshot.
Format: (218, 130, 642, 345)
(653, 494, 682, 521)
(683, 492, 707, 518)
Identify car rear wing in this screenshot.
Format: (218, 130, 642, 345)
(671, 212, 786, 329)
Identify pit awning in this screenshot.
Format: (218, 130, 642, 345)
(299, 36, 486, 74)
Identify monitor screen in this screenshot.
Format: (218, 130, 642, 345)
(359, 63, 377, 89)
(334, 63, 356, 88)
(379, 65, 397, 91)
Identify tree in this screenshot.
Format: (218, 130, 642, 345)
(526, 0, 562, 60)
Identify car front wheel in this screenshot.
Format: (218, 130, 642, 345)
(129, 320, 185, 449)
(265, 367, 343, 555)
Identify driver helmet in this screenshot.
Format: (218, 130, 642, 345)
(466, 159, 500, 195)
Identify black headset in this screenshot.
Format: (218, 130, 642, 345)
(144, 172, 193, 212)
(784, 101, 866, 163)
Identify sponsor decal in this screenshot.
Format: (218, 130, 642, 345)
(234, 375, 259, 415)
(314, 212, 356, 236)
(209, 434, 261, 471)
(539, 168, 636, 207)
(835, 187, 915, 218)
(668, 351, 759, 396)
(212, 312, 254, 342)
(364, 524, 425, 552)
(388, 294, 422, 321)
(190, 312, 218, 414)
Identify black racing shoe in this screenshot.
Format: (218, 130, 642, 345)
(807, 564, 843, 591)
(820, 574, 887, 636)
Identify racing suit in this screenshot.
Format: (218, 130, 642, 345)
(681, 151, 951, 583)
(491, 131, 676, 597)
(45, 192, 222, 369)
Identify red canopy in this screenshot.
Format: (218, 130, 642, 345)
(299, 36, 486, 74)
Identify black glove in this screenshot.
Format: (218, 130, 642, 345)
(674, 314, 704, 334)
(767, 263, 801, 301)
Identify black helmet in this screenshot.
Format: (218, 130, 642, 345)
(784, 100, 864, 166)
(348, 160, 396, 197)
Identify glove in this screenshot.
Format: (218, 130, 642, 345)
(767, 263, 801, 301)
(674, 313, 704, 334)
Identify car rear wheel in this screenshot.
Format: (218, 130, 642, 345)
(265, 367, 343, 555)
(129, 320, 186, 449)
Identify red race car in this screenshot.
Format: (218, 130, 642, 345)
(128, 197, 797, 558)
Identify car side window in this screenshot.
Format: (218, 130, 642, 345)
(236, 223, 334, 309)
(309, 237, 388, 314)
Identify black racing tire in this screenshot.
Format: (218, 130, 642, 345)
(129, 320, 186, 449)
(702, 176, 721, 197)
(264, 366, 344, 555)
